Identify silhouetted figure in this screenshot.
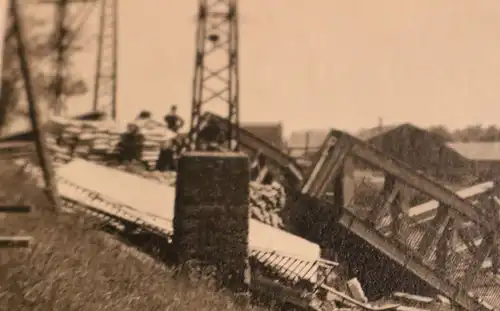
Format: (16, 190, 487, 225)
(155, 139, 176, 172)
(164, 105, 184, 133)
(117, 123, 145, 165)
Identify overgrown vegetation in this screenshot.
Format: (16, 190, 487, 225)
(0, 163, 270, 311)
(1, 2, 88, 132)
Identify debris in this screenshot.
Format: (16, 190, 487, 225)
(435, 294, 450, 305)
(346, 277, 368, 303)
(392, 292, 434, 309)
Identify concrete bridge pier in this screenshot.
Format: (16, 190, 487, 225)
(173, 151, 251, 292)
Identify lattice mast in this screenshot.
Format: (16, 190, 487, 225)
(92, 0, 118, 119)
(189, 0, 240, 150)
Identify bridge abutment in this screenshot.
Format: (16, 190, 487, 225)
(173, 152, 251, 292)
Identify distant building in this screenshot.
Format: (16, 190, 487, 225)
(358, 123, 472, 182)
(287, 124, 472, 182)
(447, 142, 500, 179)
(286, 130, 329, 158)
(286, 130, 330, 169)
(242, 123, 284, 150)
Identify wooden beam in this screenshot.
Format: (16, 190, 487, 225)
(0, 236, 32, 248)
(0, 205, 31, 213)
(10, 0, 62, 212)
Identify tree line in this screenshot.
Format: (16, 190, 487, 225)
(427, 125, 500, 142)
(0, 5, 88, 134)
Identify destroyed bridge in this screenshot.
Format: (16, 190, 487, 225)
(4, 112, 500, 311)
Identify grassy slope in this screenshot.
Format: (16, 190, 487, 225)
(0, 162, 270, 311)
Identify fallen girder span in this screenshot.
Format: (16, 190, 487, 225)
(299, 130, 500, 311)
(197, 112, 304, 188)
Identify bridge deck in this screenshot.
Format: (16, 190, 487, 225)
(56, 159, 322, 282)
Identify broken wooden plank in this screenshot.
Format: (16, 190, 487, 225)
(0, 236, 33, 248)
(0, 205, 31, 213)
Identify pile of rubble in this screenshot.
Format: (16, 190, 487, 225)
(314, 279, 453, 311)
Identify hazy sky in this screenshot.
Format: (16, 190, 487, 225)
(4, 0, 500, 135)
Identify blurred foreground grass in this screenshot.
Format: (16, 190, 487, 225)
(0, 161, 269, 311)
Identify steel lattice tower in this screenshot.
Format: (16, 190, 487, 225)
(189, 0, 240, 151)
(92, 0, 118, 120)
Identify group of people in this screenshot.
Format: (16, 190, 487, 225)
(115, 105, 185, 171)
(114, 106, 276, 185)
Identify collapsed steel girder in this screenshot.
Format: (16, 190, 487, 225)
(300, 130, 500, 311)
(191, 112, 500, 309)
(201, 112, 304, 187)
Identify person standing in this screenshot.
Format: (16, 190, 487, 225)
(164, 105, 185, 133)
(155, 138, 176, 172)
(116, 123, 146, 167)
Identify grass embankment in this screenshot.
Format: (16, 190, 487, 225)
(0, 162, 270, 311)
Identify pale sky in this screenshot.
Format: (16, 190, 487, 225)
(4, 0, 500, 135)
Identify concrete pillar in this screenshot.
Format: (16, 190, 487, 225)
(174, 151, 250, 291)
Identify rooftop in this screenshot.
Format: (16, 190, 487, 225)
(286, 124, 406, 157)
(242, 123, 284, 149)
(446, 142, 500, 161)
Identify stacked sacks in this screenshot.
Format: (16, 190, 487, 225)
(140, 123, 172, 169)
(90, 121, 116, 161)
(74, 122, 95, 160)
(47, 117, 80, 164)
(105, 122, 124, 157)
(44, 116, 176, 167)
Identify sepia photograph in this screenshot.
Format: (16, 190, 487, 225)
(1, 0, 500, 310)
